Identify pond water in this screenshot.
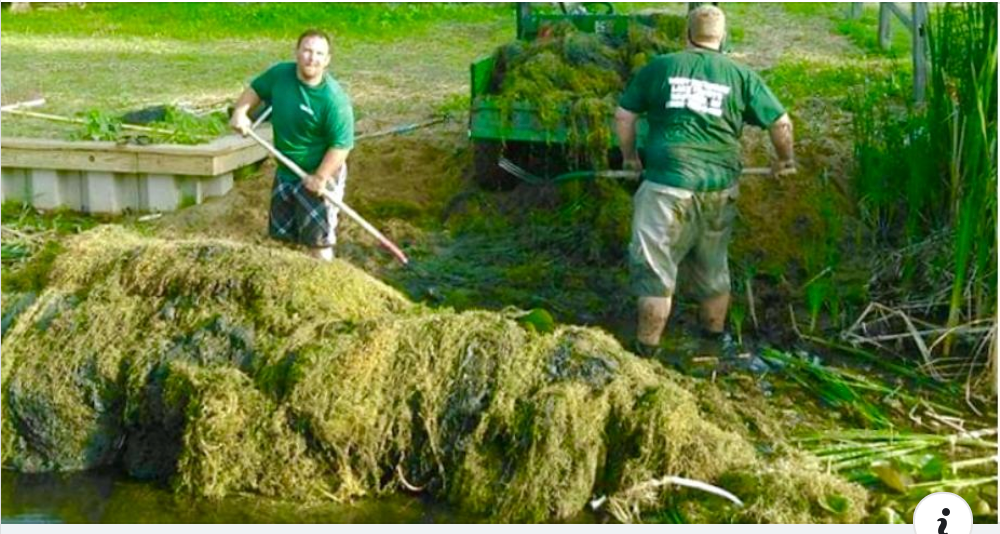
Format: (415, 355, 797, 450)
(1, 469, 472, 523)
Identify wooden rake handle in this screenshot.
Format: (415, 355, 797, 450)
(245, 128, 409, 265)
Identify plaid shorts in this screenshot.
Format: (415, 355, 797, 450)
(629, 181, 739, 300)
(268, 164, 347, 248)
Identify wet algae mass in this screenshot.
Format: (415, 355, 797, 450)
(2, 227, 866, 522)
(484, 16, 687, 166)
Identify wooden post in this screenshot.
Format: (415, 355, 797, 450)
(878, 3, 893, 50)
(888, 2, 912, 27)
(848, 3, 864, 19)
(912, 2, 929, 103)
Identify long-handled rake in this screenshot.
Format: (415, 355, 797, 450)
(245, 107, 409, 265)
(498, 156, 775, 185)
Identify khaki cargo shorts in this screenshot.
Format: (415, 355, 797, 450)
(628, 180, 738, 300)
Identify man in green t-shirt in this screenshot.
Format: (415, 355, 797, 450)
(230, 29, 355, 261)
(615, 6, 796, 357)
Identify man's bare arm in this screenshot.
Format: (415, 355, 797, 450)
(304, 147, 351, 195)
(229, 87, 261, 135)
(768, 113, 795, 173)
(615, 106, 642, 171)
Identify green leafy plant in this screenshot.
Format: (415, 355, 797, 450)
(72, 109, 124, 141)
(157, 106, 228, 144)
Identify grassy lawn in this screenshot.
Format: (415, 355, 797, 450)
(782, 2, 915, 57)
(0, 2, 711, 139)
(1, 3, 510, 40)
(1, 3, 514, 138)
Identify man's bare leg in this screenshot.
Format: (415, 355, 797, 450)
(699, 292, 730, 334)
(637, 296, 672, 348)
(309, 247, 334, 261)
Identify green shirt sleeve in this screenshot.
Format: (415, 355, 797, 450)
(250, 63, 281, 102)
(619, 63, 653, 113)
(742, 71, 786, 128)
(326, 91, 354, 150)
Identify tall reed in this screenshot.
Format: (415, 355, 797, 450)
(849, 3, 997, 340)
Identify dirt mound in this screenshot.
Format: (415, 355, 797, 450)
(153, 123, 467, 245)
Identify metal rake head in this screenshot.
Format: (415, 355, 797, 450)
(497, 157, 642, 184)
(497, 156, 546, 184)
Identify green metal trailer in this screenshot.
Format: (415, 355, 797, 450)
(469, 3, 676, 189)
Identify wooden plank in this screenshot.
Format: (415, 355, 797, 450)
(0, 130, 266, 157)
(0, 137, 232, 157)
(203, 127, 273, 156)
(879, 4, 893, 50)
(0, 136, 205, 156)
(1, 137, 132, 151)
(0, 146, 224, 175)
(912, 2, 929, 103)
(212, 144, 269, 176)
(0, 132, 268, 176)
(2, 146, 140, 173)
(135, 152, 215, 175)
(210, 128, 272, 174)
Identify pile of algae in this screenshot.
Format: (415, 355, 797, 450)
(1, 227, 866, 523)
(485, 16, 687, 167)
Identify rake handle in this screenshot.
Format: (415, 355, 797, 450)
(245, 128, 409, 265)
(599, 167, 775, 179)
(500, 156, 781, 184)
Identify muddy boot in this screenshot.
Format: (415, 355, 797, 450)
(699, 331, 771, 375)
(699, 330, 737, 359)
(685, 330, 734, 375)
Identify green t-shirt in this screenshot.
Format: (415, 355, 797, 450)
(619, 49, 785, 191)
(251, 62, 354, 181)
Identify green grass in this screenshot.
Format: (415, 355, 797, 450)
(782, 2, 913, 57)
(0, 3, 758, 140)
(761, 58, 872, 104)
(0, 3, 510, 42)
(1, 4, 515, 137)
(0, 201, 105, 293)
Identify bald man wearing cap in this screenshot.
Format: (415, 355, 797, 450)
(616, 5, 795, 362)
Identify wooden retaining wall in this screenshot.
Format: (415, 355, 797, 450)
(0, 128, 272, 214)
